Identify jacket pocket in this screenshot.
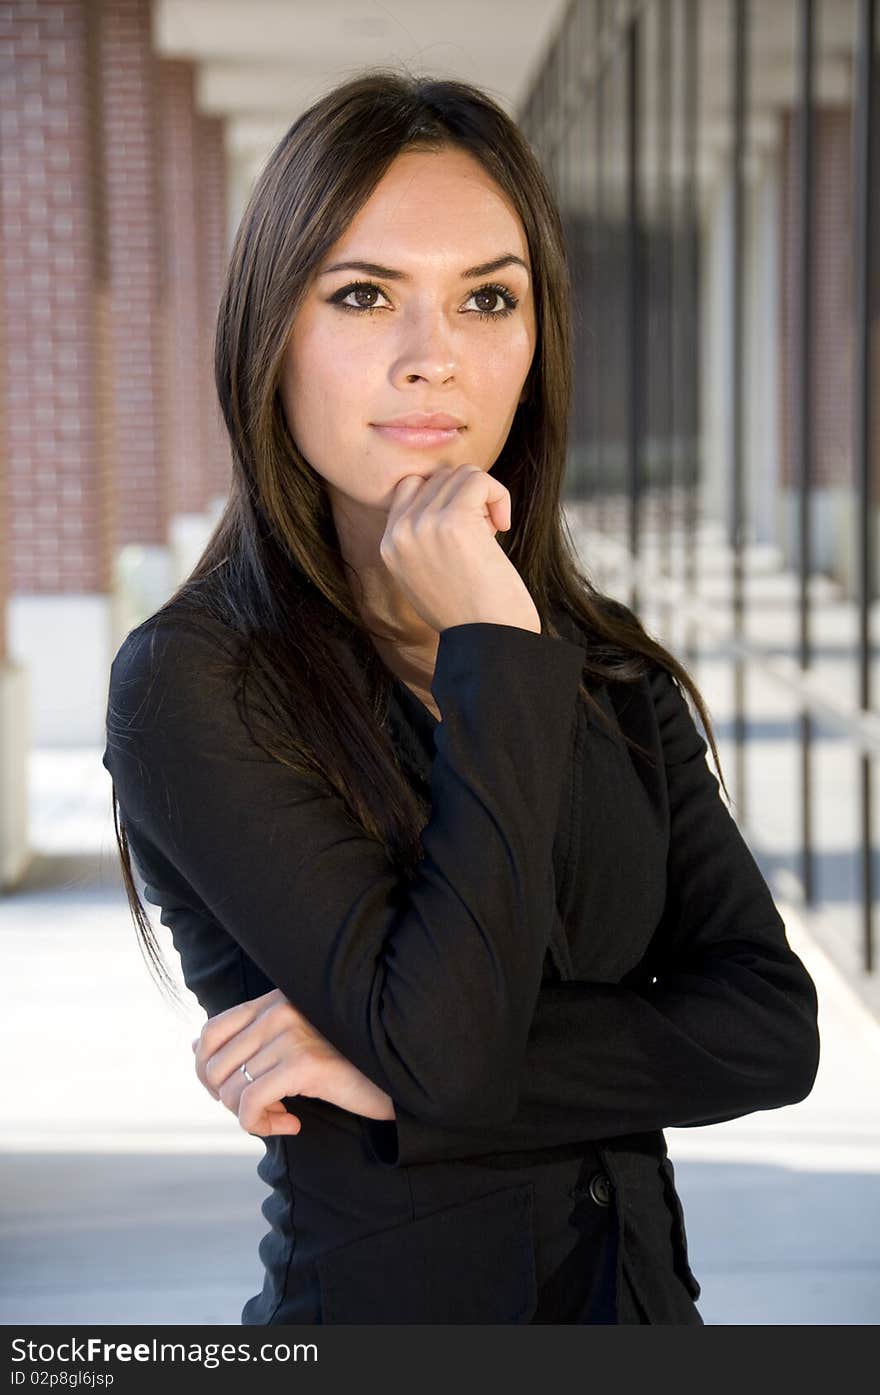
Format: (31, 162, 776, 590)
(315, 1181, 538, 1324)
(659, 1157, 701, 1300)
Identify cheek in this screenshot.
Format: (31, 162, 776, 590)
(286, 330, 374, 434)
(473, 328, 534, 395)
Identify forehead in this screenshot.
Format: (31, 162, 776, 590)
(331, 147, 529, 265)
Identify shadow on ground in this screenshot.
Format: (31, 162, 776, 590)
(2, 1152, 878, 1325)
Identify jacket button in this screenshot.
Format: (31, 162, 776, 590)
(588, 1172, 613, 1206)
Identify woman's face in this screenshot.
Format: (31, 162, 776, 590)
(279, 145, 537, 522)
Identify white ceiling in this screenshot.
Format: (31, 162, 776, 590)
(154, 0, 571, 167)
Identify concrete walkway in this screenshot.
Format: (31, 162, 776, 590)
(1, 740, 879, 1325)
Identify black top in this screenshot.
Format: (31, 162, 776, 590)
(102, 599, 820, 1324)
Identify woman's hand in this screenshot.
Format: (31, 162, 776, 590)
(191, 988, 396, 1137)
(380, 462, 541, 634)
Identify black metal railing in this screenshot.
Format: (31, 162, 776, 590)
(520, 0, 879, 982)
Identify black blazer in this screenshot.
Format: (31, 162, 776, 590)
(102, 598, 820, 1325)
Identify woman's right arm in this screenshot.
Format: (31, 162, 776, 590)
(103, 613, 586, 1129)
(360, 661, 821, 1167)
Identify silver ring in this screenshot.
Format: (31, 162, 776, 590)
(240, 1063, 255, 1083)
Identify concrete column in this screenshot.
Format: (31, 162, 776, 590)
(1, 0, 116, 751)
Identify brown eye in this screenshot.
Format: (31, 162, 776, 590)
(465, 282, 519, 321)
(329, 281, 390, 315)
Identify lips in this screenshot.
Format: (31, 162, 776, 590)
(371, 423, 465, 449)
(373, 413, 465, 430)
(371, 412, 466, 450)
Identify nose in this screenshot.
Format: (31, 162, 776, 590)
(392, 305, 458, 386)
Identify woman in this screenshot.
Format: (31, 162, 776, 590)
(103, 69, 820, 1326)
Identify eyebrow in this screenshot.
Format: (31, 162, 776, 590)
(318, 253, 531, 281)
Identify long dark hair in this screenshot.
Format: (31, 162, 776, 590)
(109, 68, 728, 1009)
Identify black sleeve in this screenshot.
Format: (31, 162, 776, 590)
(103, 615, 587, 1127)
(362, 663, 821, 1166)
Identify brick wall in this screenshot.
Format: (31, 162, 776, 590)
(0, 256, 6, 660)
(196, 111, 231, 503)
(158, 56, 207, 517)
(779, 94, 880, 508)
(101, 0, 167, 547)
(779, 106, 854, 495)
(0, 0, 114, 594)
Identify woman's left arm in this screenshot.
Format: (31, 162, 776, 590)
(358, 662, 821, 1166)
